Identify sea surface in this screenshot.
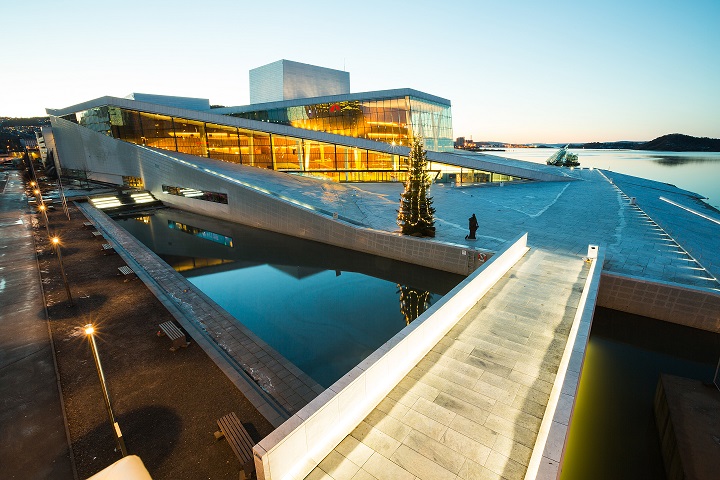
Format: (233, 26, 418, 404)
(501, 149, 720, 209)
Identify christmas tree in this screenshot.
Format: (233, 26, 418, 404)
(397, 137, 435, 237)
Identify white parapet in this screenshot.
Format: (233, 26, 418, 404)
(253, 233, 530, 480)
(526, 245, 605, 480)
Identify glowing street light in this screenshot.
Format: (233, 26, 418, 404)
(84, 324, 127, 457)
(51, 236, 74, 306)
(38, 203, 51, 237)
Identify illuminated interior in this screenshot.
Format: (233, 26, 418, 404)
(66, 105, 525, 185)
(229, 95, 454, 153)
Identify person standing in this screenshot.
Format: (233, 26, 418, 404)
(466, 213, 479, 240)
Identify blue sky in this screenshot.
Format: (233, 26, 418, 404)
(2, 0, 718, 143)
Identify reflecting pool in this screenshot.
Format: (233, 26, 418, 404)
(561, 307, 720, 479)
(117, 209, 462, 387)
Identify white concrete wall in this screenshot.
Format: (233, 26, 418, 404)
(48, 116, 488, 276)
(597, 273, 720, 333)
(250, 59, 350, 104)
(526, 248, 605, 480)
(253, 233, 529, 480)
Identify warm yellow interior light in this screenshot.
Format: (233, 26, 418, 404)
(33, 189, 40, 195)
(84, 324, 94, 335)
(52, 237, 59, 245)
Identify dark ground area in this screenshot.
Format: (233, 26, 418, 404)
(32, 182, 273, 479)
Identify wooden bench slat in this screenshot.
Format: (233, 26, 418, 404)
(217, 413, 255, 468)
(158, 321, 189, 351)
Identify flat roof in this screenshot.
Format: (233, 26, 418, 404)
(211, 88, 451, 115)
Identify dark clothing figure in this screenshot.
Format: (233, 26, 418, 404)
(466, 213, 479, 240)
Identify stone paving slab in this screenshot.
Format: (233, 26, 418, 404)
(348, 168, 719, 289)
(0, 170, 75, 480)
(77, 202, 324, 426)
(307, 249, 589, 480)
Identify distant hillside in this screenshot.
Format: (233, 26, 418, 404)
(570, 140, 643, 149)
(636, 133, 720, 152)
(0, 117, 49, 127)
(568, 134, 720, 152)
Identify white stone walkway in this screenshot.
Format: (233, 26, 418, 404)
(306, 249, 589, 480)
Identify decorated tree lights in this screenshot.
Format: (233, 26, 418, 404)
(397, 137, 436, 237)
(397, 285, 432, 325)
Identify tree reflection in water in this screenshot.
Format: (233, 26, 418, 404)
(397, 284, 432, 325)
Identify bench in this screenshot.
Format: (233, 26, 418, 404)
(214, 412, 255, 480)
(118, 265, 136, 280)
(101, 243, 116, 255)
(91, 231, 104, 239)
(156, 321, 190, 351)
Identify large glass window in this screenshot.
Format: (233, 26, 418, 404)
(303, 140, 336, 170)
(367, 151, 395, 170)
(66, 104, 487, 184)
(173, 118, 206, 157)
(138, 112, 176, 151)
(206, 123, 240, 164)
(272, 135, 303, 170)
(251, 131, 273, 169)
(230, 95, 444, 150)
(76, 107, 112, 135)
(336, 145, 366, 171)
(110, 108, 144, 145)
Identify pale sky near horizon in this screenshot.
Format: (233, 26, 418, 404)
(2, 0, 718, 143)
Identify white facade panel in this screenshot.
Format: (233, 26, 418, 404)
(250, 60, 350, 104)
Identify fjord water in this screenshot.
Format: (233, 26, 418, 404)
(117, 209, 462, 387)
(503, 149, 720, 209)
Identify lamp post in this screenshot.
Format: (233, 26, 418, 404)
(51, 237, 74, 306)
(84, 324, 127, 457)
(38, 204, 51, 238)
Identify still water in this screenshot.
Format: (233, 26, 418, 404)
(561, 309, 720, 479)
(117, 209, 462, 387)
(502, 149, 720, 209)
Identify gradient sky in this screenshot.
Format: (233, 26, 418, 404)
(2, 0, 718, 143)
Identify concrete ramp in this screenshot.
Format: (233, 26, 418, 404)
(307, 249, 590, 480)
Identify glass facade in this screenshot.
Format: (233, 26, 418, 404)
(68, 105, 525, 185)
(71, 105, 412, 182)
(228, 95, 454, 153)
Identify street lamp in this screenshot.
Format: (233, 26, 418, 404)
(38, 203, 51, 237)
(84, 324, 127, 457)
(51, 237, 74, 306)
